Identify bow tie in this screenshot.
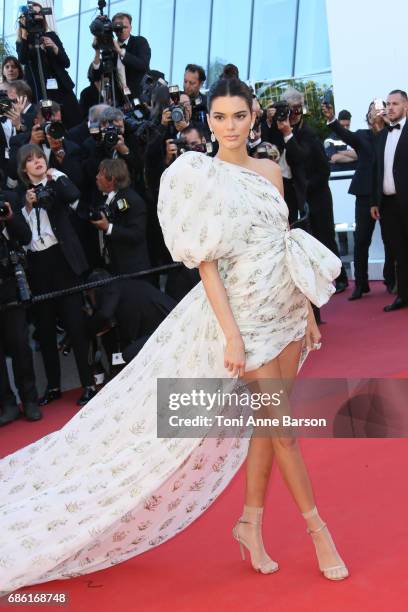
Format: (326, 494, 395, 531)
(120, 43, 127, 49)
(387, 123, 401, 131)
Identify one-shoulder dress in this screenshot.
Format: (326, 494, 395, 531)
(0, 151, 341, 595)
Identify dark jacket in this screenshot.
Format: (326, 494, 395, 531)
(19, 175, 88, 277)
(373, 121, 408, 207)
(16, 31, 75, 100)
(102, 186, 151, 274)
(328, 119, 376, 197)
(92, 34, 151, 100)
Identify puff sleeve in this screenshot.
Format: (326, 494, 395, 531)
(157, 151, 245, 269)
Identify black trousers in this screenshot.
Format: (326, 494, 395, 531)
(380, 195, 408, 300)
(283, 178, 300, 227)
(354, 196, 396, 287)
(306, 185, 348, 285)
(0, 279, 38, 406)
(27, 244, 93, 389)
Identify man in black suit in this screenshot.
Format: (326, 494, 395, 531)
(92, 158, 151, 275)
(0, 194, 41, 425)
(372, 89, 408, 312)
(323, 100, 395, 300)
(92, 12, 150, 103)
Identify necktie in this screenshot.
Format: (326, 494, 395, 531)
(387, 123, 401, 131)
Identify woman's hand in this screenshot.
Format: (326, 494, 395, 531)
(224, 334, 246, 378)
(41, 36, 58, 54)
(25, 188, 37, 212)
(305, 304, 322, 351)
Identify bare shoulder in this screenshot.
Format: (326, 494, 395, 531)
(250, 158, 283, 195)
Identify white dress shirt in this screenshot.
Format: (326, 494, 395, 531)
(22, 170, 68, 252)
(278, 133, 293, 179)
(383, 115, 406, 195)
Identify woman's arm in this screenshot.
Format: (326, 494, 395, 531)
(199, 260, 245, 378)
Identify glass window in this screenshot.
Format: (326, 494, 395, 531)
(54, 0, 79, 21)
(4, 35, 17, 57)
(294, 0, 330, 76)
(140, 0, 174, 81)
(250, 0, 298, 81)
(76, 9, 98, 97)
(172, 0, 211, 86)
(4, 0, 22, 37)
(208, 0, 252, 85)
(55, 16, 80, 86)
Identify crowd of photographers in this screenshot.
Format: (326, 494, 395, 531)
(0, 2, 407, 427)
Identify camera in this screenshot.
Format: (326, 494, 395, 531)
(272, 101, 290, 122)
(90, 0, 124, 51)
(190, 95, 207, 124)
(167, 85, 185, 124)
(255, 143, 280, 162)
(0, 93, 13, 116)
(89, 197, 129, 222)
(33, 184, 55, 211)
(39, 100, 65, 140)
(9, 250, 31, 303)
(101, 122, 120, 147)
(19, 1, 52, 37)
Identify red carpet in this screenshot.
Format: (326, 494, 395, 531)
(2, 281, 408, 611)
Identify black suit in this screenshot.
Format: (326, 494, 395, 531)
(374, 120, 408, 300)
(20, 176, 93, 390)
(102, 187, 151, 275)
(329, 120, 394, 288)
(16, 31, 80, 127)
(92, 35, 151, 102)
(0, 196, 38, 408)
(260, 118, 307, 224)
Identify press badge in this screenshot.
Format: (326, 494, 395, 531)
(116, 198, 129, 212)
(112, 352, 126, 365)
(46, 78, 58, 90)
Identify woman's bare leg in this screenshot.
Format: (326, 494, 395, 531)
(240, 340, 348, 578)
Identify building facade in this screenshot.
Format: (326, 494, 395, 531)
(1, 0, 331, 95)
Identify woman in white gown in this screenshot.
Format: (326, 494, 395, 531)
(0, 78, 348, 596)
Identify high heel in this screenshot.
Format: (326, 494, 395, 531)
(232, 515, 279, 574)
(306, 521, 349, 581)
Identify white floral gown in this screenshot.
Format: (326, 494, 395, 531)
(0, 151, 341, 595)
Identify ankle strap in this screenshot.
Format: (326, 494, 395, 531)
(307, 521, 327, 534)
(238, 518, 261, 526)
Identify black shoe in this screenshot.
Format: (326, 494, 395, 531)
(0, 404, 21, 426)
(348, 287, 364, 300)
(76, 386, 97, 406)
(24, 402, 43, 421)
(383, 297, 408, 312)
(335, 281, 348, 294)
(39, 387, 62, 406)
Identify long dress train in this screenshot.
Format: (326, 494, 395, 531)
(0, 151, 341, 594)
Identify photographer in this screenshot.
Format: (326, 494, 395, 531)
(278, 88, 348, 294)
(324, 109, 358, 170)
(17, 143, 96, 407)
(8, 101, 83, 189)
(91, 11, 151, 104)
(322, 99, 395, 300)
(6, 79, 37, 133)
(183, 64, 209, 134)
(85, 270, 176, 374)
(1, 56, 24, 85)
(260, 97, 308, 225)
(0, 193, 40, 425)
(92, 158, 151, 275)
(16, 2, 80, 128)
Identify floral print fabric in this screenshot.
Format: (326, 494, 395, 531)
(0, 151, 340, 595)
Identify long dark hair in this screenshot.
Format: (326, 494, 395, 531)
(208, 77, 252, 113)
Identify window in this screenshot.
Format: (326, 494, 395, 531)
(4, 0, 22, 37)
(54, 0, 79, 21)
(294, 0, 330, 75)
(55, 15, 80, 86)
(140, 0, 174, 81)
(171, 0, 211, 85)
(208, 0, 252, 84)
(250, 0, 298, 81)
